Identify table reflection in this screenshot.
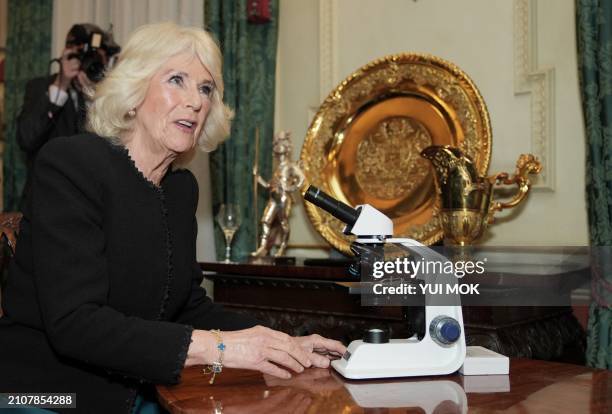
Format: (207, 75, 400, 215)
(168, 368, 470, 413)
(159, 359, 611, 414)
(343, 379, 467, 413)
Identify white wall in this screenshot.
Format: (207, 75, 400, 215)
(276, 0, 589, 254)
(275, 0, 326, 256)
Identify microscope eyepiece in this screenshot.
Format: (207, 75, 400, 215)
(303, 185, 360, 226)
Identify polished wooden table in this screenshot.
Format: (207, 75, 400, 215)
(157, 359, 611, 413)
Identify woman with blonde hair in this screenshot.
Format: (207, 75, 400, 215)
(0, 22, 344, 413)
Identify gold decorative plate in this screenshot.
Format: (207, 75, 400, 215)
(300, 53, 492, 254)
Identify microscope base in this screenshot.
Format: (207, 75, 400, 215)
(331, 336, 466, 379)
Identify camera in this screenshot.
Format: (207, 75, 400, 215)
(64, 24, 120, 83)
(67, 32, 107, 83)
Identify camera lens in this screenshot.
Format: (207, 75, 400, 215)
(80, 51, 105, 83)
(84, 60, 105, 82)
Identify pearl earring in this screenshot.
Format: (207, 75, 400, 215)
(127, 109, 136, 117)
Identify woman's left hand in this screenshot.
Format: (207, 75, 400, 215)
(293, 334, 346, 368)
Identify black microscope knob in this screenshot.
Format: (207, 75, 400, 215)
(363, 328, 389, 343)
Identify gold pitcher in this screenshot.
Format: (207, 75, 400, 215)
(421, 146, 542, 246)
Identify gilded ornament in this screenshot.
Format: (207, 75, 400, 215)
(300, 53, 492, 254)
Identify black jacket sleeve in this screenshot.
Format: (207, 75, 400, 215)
(174, 260, 261, 331)
(17, 77, 66, 154)
(31, 138, 193, 384)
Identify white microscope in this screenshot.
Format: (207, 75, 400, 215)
(304, 186, 466, 379)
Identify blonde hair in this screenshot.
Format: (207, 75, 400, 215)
(87, 22, 232, 152)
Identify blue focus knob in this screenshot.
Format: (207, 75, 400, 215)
(429, 316, 461, 345)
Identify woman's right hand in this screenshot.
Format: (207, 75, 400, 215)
(187, 326, 313, 379)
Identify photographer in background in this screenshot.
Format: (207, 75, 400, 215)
(17, 23, 120, 207)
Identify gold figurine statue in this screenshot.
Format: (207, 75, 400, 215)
(251, 131, 305, 257)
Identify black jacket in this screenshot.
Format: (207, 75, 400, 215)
(17, 75, 85, 207)
(0, 133, 258, 413)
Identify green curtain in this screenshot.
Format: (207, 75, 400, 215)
(205, 0, 278, 261)
(577, 0, 612, 369)
(2, 0, 53, 211)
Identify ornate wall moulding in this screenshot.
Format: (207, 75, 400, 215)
(514, 0, 555, 191)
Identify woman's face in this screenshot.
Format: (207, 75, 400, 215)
(134, 53, 214, 155)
